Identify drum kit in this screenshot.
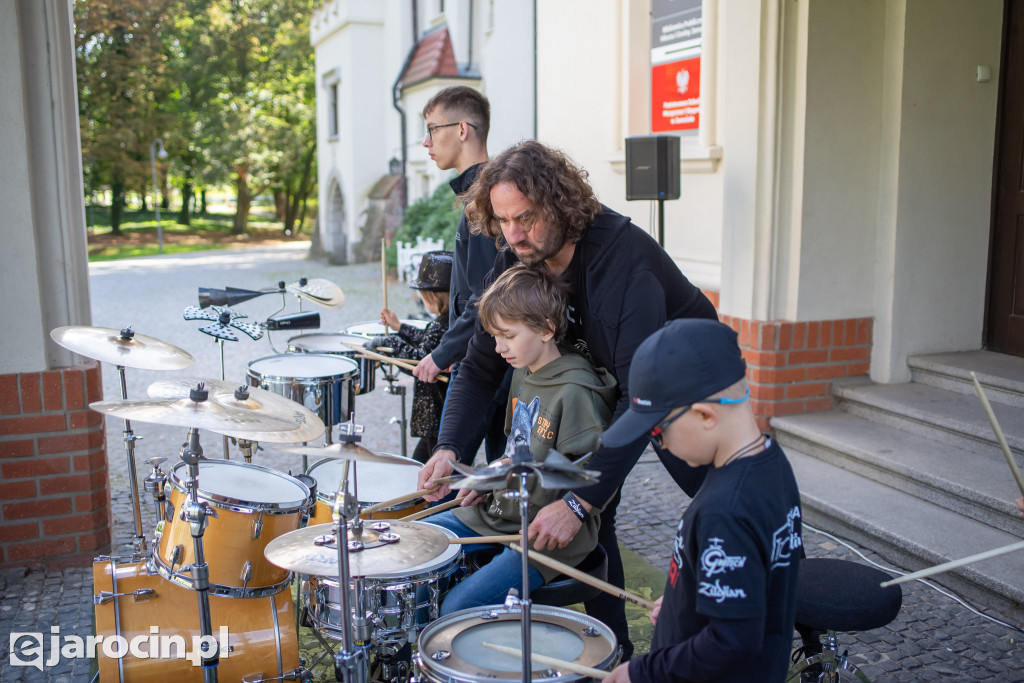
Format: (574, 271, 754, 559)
(47, 278, 621, 682)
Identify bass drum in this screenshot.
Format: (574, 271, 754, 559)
(415, 605, 618, 682)
(92, 557, 299, 682)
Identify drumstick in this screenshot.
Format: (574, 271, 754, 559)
(349, 346, 450, 383)
(448, 535, 521, 545)
(381, 238, 389, 335)
(398, 498, 460, 521)
(361, 487, 434, 514)
(880, 540, 1024, 588)
(971, 372, 1024, 497)
(509, 543, 656, 611)
(480, 642, 608, 680)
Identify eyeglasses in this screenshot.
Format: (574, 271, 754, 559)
(426, 121, 477, 141)
(647, 386, 751, 449)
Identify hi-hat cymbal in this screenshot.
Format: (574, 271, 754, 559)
(452, 449, 601, 491)
(147, 378, 325, 443)
(90, 393, 311, 441)
(282, 441, 417, 466)
(287, 278, 345, 308)
(264, 520, 448, 576)
(50, 326, 195, 370)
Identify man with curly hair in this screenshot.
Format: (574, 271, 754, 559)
(417, 140, 719, 659)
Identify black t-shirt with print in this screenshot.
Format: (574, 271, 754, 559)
(632, 439, 803, 682)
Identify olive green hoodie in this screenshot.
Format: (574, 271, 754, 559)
(454, 351, 618, 581)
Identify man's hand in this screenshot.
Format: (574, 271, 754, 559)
(604, 662, 632, 683)
(650, 596, 664, 626)
(528, 499, 584, 551)
(418, 449, 457, 501)
(1016, 497, 1024, 519)
(412, 353, 444, 383)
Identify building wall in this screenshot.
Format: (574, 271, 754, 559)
(872, 0, 1002, 382)
(0, 0, 110, 568)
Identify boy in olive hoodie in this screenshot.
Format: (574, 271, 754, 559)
(428, 265, 618, 615)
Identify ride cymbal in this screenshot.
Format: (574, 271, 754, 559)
(50, 326, 195, 370)
(263, 520, 448, 576)
(147, 378, 325, 443)
(90, 387, 313, 441)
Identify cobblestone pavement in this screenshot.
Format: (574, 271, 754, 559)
(3, 245, 1023, 681)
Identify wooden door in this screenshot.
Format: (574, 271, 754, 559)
(987, 0, 1024, 356)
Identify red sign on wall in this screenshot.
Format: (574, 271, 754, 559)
(651, 56, 701, 133)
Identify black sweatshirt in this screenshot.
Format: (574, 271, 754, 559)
(436, 206, 718, 507)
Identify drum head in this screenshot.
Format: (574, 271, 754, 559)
(248, 353, 358, 380)
(343, 319, 429, 338)
(171, 460, 309, 508)
(287, 333, 367, 354)
(418, 605, 618, 681)
(308, 457, 422, 505)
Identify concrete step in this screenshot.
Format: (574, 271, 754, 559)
(834, 381, 1024, 464)
(773, 410, 1024, 535)
(909, 350, 1024, 409)
(786, 448, 1024, 627)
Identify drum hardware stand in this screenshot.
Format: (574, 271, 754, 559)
(114, 352, 148, 557)
(328, 422, 370, 683)
(503, 445, 538, 683)
(381, 364, 408, 459)
(143, 456, 168, 530)
(177, 396, 220, 683)
(241, 666, 313, 683)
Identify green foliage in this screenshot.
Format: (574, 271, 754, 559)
(75, 0, 317, 235)
(387, 183, 462, 267)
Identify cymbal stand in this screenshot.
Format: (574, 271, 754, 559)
(381, 363, 408, 459)
(143, 456, 168, 527)
(330, 423, 369, 683)
(215, 338, 231, 459)
(505, 445, 537, 683)
(179, 417, 220, 683)
(115, 361, 148, 557)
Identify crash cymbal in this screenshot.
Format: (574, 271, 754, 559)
(146, 378, 325, 443)
(286, 278, 344, 308)
(264, 520, 449, 576)
(90, 393, 309, 441)
(50, 326, 195, 370)
(281, 441, 417, 466)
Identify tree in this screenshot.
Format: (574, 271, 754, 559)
(75, 0, 175, 234)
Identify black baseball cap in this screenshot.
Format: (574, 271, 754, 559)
(600, 319, 748, 448)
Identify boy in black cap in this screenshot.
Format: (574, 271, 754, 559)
(373, 250, 453, 462)
(600, 319, 802, 682)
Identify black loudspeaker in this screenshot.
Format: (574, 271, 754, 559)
(625, 135, 681, 201)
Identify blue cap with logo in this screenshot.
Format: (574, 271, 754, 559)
(600, 319, 748, 448)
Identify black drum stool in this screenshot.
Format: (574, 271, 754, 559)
(787, 558, 903, 683)
(467, 543, 609, 607)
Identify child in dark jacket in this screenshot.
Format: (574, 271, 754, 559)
(372, 250, 453, 463)
(601, 319, 803, 682)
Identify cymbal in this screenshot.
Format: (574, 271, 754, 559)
(50, 326, 196, 370)
(264, 520, 449, 576)
(90, 394, 312, 441)
(147, 378, 325, 443)
(281, 441, 418, 466)
(287, 278, 345, 309)
(452, 449, 601, 491)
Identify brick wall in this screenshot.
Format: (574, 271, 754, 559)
(0, 361, 110, 568)
(700, 289, 871, 432)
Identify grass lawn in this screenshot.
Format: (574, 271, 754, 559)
(86, 206, 310, 261)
